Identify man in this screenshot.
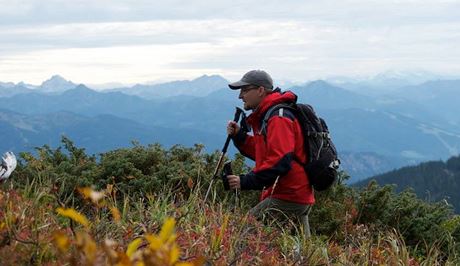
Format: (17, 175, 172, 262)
(226, 70, 314, 237)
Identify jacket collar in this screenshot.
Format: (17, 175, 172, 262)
(246, 88, 298, 126)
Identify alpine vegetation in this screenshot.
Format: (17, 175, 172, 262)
(0, 137, 458, 265)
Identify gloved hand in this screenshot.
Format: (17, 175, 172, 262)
(0, 152, 17, 181)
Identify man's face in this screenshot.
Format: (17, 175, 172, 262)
(238, 85, 262, 111)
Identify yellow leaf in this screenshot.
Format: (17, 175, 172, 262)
(84, 238, 97, 263)
(110, 206, 121, 222)
(145, 234, 162, 250)
(78, 187, 105, 204)
(169, 243, 180, 264)
(115, 251, 131, 266)
(126, 238, 143, 258)
(56, 207, 90, 228)
(159, 217, 175, 242)
(76, 231, 97, 263)
(168, 234, 177, 244)
(53, 231, 70, 252)
(78, 187, 93, 199)
(175, 263, 194, 266)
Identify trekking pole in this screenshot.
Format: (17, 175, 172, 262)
(204, 107, 244, 202)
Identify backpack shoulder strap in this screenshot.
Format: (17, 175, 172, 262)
(260, 103, 296, 136)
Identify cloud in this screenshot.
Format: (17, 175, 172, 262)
(0, 1, 459, 84)
(1, 0, 458, 25)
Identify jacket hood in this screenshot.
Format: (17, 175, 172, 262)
(247, 89, 298, 124)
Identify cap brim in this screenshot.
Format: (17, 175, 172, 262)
(228, 80, 250, 90)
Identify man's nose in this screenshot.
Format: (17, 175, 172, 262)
(238, 91, 243, 99)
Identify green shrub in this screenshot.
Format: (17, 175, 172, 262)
(9, 136, 459, 262)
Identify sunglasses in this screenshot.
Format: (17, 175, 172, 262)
(240, 85, 260, 94)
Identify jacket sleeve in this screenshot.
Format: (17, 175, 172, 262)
(231, 129, 256, 161)
(240, 115, 296, 190)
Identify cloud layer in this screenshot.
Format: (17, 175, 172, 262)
(0, 0, 459, 84)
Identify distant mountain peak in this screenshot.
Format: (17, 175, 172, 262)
(39, 75, 76, 93)
(60, 84, 97, 99)
(305, 80, 342, 91)
(193, 74, 227, 81)
(42, 74, 68, 84)
(307, 80, 332, 87)
(0, 81, 16, 88)
(51, 74, 65, 79)
(74, 84, 91, 90)
(193, 74, 211, 80)
(124, 74, 230, 98)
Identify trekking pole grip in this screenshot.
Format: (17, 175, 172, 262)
(222, 107, 244, 154)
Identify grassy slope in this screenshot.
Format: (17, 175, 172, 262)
(0, 140, 459, 265)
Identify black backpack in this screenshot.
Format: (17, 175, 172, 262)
(261, 102, 340, 191)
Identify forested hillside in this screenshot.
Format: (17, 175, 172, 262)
(356, 155, 460, 213)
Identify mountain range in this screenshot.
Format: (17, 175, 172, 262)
(110, 75, 229, 99)
(0, 75, 76, 97)
(1, 74, 459, 182)
(0, 108, 222, 155)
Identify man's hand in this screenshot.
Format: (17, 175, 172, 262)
(227, 121, 240, 136)
(227, 175, 241, 189)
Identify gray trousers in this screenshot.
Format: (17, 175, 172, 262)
(249, 197, 312, 238)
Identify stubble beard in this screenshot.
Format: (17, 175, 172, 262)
(243, 102, 254, 111)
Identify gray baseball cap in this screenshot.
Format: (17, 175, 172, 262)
(228, 70, 273, 90)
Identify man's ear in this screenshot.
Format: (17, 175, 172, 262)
(257, 86, 265, 96)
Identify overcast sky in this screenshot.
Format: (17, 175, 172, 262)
(1, 0, 459, 85)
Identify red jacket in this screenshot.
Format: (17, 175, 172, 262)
(232, 90, 315, 205)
